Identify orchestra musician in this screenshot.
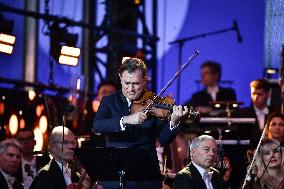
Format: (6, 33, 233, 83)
(183, 61, 236, 114)
(173, 135, 228, 189)
(15, 128, 50, 189)
(244, 139, 284, 189)
(30, 126, 91, 189)
(93, 57, 190, 189)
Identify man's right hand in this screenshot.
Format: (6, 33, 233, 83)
(123, 112, 147, 125)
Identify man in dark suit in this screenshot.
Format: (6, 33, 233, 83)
(30, 126, 91, 189)
(173, 135, 227, 189)
(236, 79, 275, 148)
(0, 138, 24, 189)
(184, 61, 236, 114)
(15, 128, 50, 189)
(93, 57, 189, 189)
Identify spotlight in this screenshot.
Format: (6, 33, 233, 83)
(0, 14, 16, 54)
(50, 23, 80, 66)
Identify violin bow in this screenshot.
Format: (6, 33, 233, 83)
(143, 50, 200, 113)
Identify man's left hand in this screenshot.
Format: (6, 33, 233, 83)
(170, 105, 189, 126)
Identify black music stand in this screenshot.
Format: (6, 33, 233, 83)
(74, 147, 162, 189)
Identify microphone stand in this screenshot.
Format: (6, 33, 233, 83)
(169, 21, 239, 104)
(61, 113, 66, 174)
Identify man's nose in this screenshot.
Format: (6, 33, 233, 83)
(129, 84, 134, 91)
(208, 150, 215, 156)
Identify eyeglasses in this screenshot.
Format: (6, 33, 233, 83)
(55, 140, 77, 146)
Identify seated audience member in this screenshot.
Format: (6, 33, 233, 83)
(237, 79, 275, 148)
(15, 128, 50, 189)
(265, 112, 284, 144)
(0, 138, 23, 189)
(184, 61, 236, 114)
(30, 126, 91, 189)
(245, 139, 284, 189)
(173, 135, 228, 189)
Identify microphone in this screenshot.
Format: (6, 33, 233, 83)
(233, 20, 243, 43)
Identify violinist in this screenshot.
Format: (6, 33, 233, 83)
(30, 126, 91, 189)
(93, 57, 190, 189)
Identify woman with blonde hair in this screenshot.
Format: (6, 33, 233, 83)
(253, 139, 284, 189)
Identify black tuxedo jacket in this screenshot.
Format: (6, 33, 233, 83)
(93, 90, 178, 173)
(185, 87, 236, 107)
(234, 105, 275, 148)
(0, 171, 24, 189)
(29, 159, 79, 189)
(173, 162, 227, 189)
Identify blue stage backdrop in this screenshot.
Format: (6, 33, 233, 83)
(0, 0, 265, 106)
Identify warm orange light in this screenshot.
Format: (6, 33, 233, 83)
(0, 43, 13, 54)
(34, 127, 43, 151)
(36, 105, 42, 116)
(9, 114, 18, 136)
(58, 55, 78, 66)
(39, 115, 48, 133)
(19, 118, 25, 129)
(0, 102, 5, 114)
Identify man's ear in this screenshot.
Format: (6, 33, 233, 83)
(143, 75, 148, 85)
(32, 140, 36, 146)
(191, 148, 196, 158)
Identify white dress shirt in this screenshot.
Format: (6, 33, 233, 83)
(21, 157, 36, 189)
(1, 170, 15, 189)
(254, 106, 269, 130)
(192, 162, 213, 189)
(207, 85, 219, 102)
(55, 160, 72, 186)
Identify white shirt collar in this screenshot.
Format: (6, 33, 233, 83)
(55, 160, 72, 185)
(192, 161, 208, 177)
(0, 170, 15, 184)
(207, 85, 219, 94)
(126, 97, 131, 107)
(254, 106, 269, 115)
(22, 157, 36, 168)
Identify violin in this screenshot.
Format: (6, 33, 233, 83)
(131, 90, 200, 121)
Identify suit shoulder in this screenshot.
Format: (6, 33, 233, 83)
(210, 167, 220, 174)
(176, 166, 192, 177)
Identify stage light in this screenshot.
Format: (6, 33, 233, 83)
(9, 114, 18, 136)
(266, 68, 278, 74)
(0, 42, 14, 54)
(0, 33, 16, 44)
(58, 55, 78, 66)
(28, 90, 36, 101)
(214, 104, 221, 108)
(39, 115, 48, 133)
(19, 118, 25, 129)
(50, 23, 80, 66)
(61, 46, 80, 57)
(34, 127, 43, 151)
(0, 14, 16, 54)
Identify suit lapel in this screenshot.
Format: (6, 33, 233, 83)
(211, 172, 220, 189)
(0, 171, 9, 189)
(50, 160, 67, 188)
(189, 163, 207, 189)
